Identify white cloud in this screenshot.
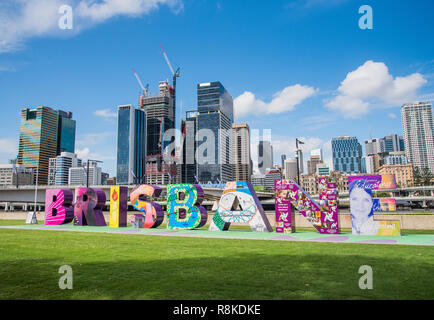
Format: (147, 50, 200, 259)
(234, 84, 317, 118)
(301, 114, 337, 131)
(94, 108, 117, 119)
(75, 131, 117, 176)
(250, 134, 325, 174)
(0, 65, 14, 72)
(76, 147, 115, 163)
(0, 138, 18, 155)
(76, 131, 116, 147)
(76, 147, 91, 160)
(0, 0, 183, 53)
(388, 112, 397, 119)
(76, 0, 182, 22)
(271, 136, 323, 159)
(326, 60, 427, 118)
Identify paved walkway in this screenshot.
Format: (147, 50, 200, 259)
(1, 224, 433, 246)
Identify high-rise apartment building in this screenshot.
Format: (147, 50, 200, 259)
(48, 152, 82, 185)
(365, 138, 381, 155)
(232, 123, 252, 182)
(17, 107, 60, 185)
(365, 134, 404, 156)
(284, 158, 298, 180)
(196, 81, 234, 183)
(258, 140, 273, 175)
(69, 161, 102, 186)
(332, 136, 363, 174)
(116, 105, 147, 185)
(401, 102, 434, 173)
(307, 149, 323, 175)
(383, 151, 408, 165)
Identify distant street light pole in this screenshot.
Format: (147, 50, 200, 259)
(33, 164, 39, 213)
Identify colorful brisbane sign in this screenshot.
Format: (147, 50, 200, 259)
(44, 175, 401, 236)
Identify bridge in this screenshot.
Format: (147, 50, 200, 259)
(0, 184, 432, 212)
(0, 184, 274, 211)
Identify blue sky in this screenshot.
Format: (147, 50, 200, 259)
(0, 0, 433, 176)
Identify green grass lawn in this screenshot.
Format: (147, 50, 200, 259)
(0, 220, 433, 300)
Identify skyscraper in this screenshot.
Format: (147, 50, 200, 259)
(57, 110, 76, 154)
(284, 158, 298, 180)
(69, 161, 102, 186)
(365, 138, 381, 155)
(258, 140, 273, 175)
(196, 81, 234, 183)
(307, 148, 323, 175)
(17, 106, 59, 185)
(332, 136, 363, 174)
(365, 135, 404, 156)
(116, 105, 147, 185)
(281, 154, 287, 168)
(232, 123, 252, 182)
(382, 134, 405, 153)
(180, 111, 199, 184)
(401, 102, 434, 173)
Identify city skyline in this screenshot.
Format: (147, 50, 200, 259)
(1, 1, 434, 177)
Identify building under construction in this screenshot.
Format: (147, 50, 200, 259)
(128, 47, 181, 185)
(139, 80, 178, 185)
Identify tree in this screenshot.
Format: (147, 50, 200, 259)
(421, 167, 433, 186)
(413, 167, 423, 187)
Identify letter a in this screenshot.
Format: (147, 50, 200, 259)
(359, 5, 373, 30)
(58, 5, 73, 30)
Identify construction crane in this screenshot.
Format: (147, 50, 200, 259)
(160, 45, 180, 115)
(132, 68, 148, 96)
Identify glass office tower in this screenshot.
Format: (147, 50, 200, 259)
(18, 106, 59, 185)
(116, 105, 147, 185)
(332, 136, 363, 174)
(258, 140, 273, 175)
(196, 81, 234, 183)
(181, 111, 199, 184)
(57, 110, 76, 154)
